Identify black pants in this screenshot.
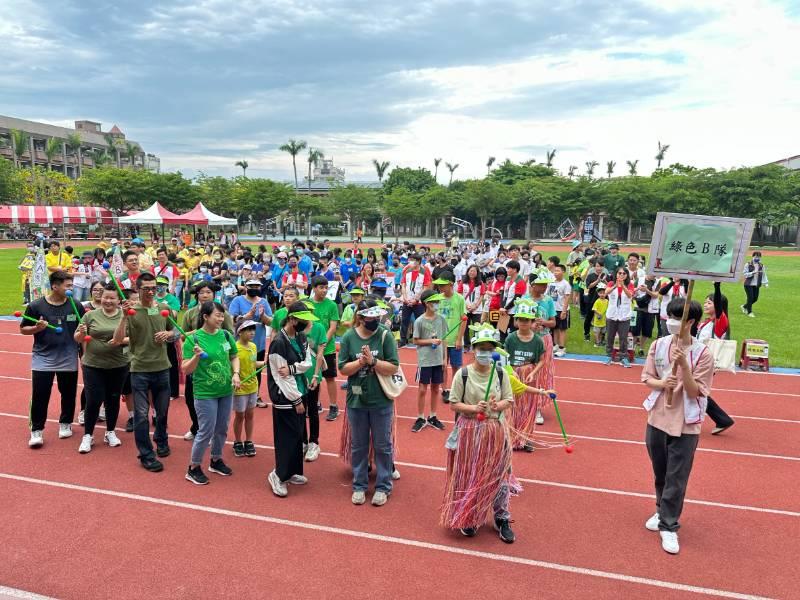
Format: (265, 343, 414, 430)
(706, 396, 735, 428)
(400, 303, 425, 345)
(464, 313, 481, 348)
(645, 424, 699, 532)
(30, 370, 78, 432)
(167, 341, 180, 398)
(303, 385, 320, 445)
(185, 374, 199, 435)
(255, 349, 266, 390)
(272, 405, 305, 482)
(606, 319, 630, 356)
(583, 299, 595, 337)
(743, 286, 760, 313)
(83, 365, 128, 435)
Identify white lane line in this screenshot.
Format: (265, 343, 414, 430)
(0, 472, 776, 600)
(0, 586, 55, 600)
(554, 375, 800, 398)
(1, 411, 797, 519)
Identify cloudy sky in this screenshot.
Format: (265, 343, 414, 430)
(2, 0, 798, 182)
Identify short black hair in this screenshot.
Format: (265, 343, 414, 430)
(122, 250, 137, 262)
(666, 298, 703, 332)
(136, 272, 156, 288)
(554, 264, 567, 273)
(628, 252, 640, 260)
(49, 270, 73, 286)
(547, 255, 560, 265)
(505, 260, 520, 272)
(311, 276, 329, 288)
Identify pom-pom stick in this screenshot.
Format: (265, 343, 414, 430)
(161, 309, 208, 359)
(15, 311, 61, 331)
(548, 391, 573, 453)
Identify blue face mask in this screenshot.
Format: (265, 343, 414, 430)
(475, 350, 493, 366)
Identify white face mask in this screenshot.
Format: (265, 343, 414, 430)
(474, 350, 493, 366)
(666, 318, 683, 335)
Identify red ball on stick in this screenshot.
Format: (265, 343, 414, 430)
(84, 335, 92, 342)
(160, 309, 170, 317)
(14, 311, 22, 317)
(127, 308, 136, 316)
(476, 412, 486, 422)
(461, 315, 468, 321)
(565, 445, 574, 454)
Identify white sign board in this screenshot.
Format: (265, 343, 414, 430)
(647, 212, 755, 283)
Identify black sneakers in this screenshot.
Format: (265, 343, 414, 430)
(427, 416, 445, 430)
(186, 465, 209, 485)
(125, 417, 134, 432)
(441, 389, 451, 403)
(523, 442, 535, 453)
(460, 527, 477, 537)
(244, 441, 256, 457)
(326, 405, 339, 422)
(495, 518, 515, 544)
(233, 441, 245, 457)
(411, 417, 427, 432)
(156, 444, 171, 458)
(141, 457, 163, 472)
(209, 458, 233, 476)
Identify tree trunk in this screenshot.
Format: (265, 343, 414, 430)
(525, 212, 531, 240)
(626, 217, 633, 243)
(480, 217, 487, 240)
(425, 219, 431, 239)
(506, 223, 511, 238)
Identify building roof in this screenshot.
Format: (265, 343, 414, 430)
(109, 124, 123, 134)
(292, 180, 383, 192)
(0, 115, 139, 149)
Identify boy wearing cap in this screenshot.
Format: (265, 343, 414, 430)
(232, 320, 264, 458)
(592, 284, 609, 347)
(399, 253, 431, 347)
(310, 276, 342, 421)
(266, 303, 318, 497)
(412, 290, 448, 432)
(434, 271, 467, 389)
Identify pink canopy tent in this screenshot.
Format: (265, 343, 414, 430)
(0, 205, 115, 225)
(117, 201, 205, 225)
(180, 203, 238, 227)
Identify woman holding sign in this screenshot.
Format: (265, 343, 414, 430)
(641, 298, 714, 555)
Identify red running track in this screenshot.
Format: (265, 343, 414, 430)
(0, 320, 798, 600)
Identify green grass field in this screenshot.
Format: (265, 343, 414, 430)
(2, 246, 797, 368)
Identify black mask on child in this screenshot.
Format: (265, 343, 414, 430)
(364, 320, 379, 332)
(246, 289, 260, 297)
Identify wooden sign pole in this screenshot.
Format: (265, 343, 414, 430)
(665, 279, 695, 408)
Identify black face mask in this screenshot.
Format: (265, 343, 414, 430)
(364, 319, 379, 332)
(294, 319, 309, 332)
(246, 288, 260, 297)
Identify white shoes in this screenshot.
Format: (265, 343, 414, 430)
(59, 423, 73, 439)
(645, 512, 660, 531)
(660, 530, 680, 554)
(304, 442, 320, 462)
(78, 434, 94, 454)
(288, 474, 308, 485)
(554, 349, 566, 357)
(183, 431, 195, 441)
(352, 491, 366, 505)
(77, 410, 85, 425)
(268, 470, 288, 497)
(104, 431, 122, 447)
(392, 468, 401, 480)
(29, 430, 44, 448)
(98, 406, 106, 422)
(748, 312, 755, 318)
(535, 410, 544, 425)
(371, 491, 389, 506)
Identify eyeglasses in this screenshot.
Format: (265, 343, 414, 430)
(140, 287, 157, 293)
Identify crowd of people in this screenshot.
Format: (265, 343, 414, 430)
(18, 232, 753, 553)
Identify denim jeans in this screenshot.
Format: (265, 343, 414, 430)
(191, 395, 233, 465)
(348, 404, 394, 493)
(72, 286, 89, 303)
(131, 370, 171, 461)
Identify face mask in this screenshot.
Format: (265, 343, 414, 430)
(753, 257, 760, 263)
(666, 318, 683, 335)
(246, 288, 260, 297)
(475, 350, 493, 366)
(363, 319, 379, 332)
(200, 267, 208, 273)
(345, 258, 352, 264)
(156, 286, 167, 295)
(430, 304, 439, 313)
(294, 319, 309, 332)
(213, 255, 221, 261)
(393, 262, 399, 267)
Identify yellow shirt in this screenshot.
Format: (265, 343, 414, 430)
(235, 340, 259, 395)
(592, 298, 609, 328)
(45, 251, 72, 272)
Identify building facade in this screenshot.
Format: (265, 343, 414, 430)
(0, 115, 160, 177)
(771, 155, 800, 171)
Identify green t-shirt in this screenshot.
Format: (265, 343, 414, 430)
(156, 293, 181, 312)
(289, 337, 308, 395)
(81, 309, 130, 369)
(437, 292, 466, 346)
(336, 303, 357, 336)
(182, 328, 238, 399)
(413, 313, 447, 367)
(180, 305, 234, 334)
(235, 340, 258, 396)
(311, 297, 339, 355)
(338, 326, 399, 409)
(126, 303, 174, 373)
(271, 306, 288, 334)
(503, 331, 545, 367)
(305, 321, 328, 384)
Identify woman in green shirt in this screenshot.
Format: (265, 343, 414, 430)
(74, 283, 130, 454)
(182, 301, 240, 485)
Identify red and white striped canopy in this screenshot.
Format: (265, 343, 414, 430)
(0, 205, 116, 225)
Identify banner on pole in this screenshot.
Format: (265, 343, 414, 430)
(648, 213, 755, 282)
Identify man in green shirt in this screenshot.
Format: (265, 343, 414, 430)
(310, 276, 341, 421)
(603, 243, 626, 274)
(113, 272, 175, 473)
(433, 271, 467, 390)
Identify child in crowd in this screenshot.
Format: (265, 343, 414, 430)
(232, 320, 264, 458)
(592, 283, 608, 347)
(412, 290, 448, 432)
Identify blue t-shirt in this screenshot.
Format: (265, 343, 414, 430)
(272, 263, 289, 286)
(228, 295, 273, 352)
(340, 262, 359, 284)
(298, 254, 314, 276)
(388, 266, 403, 285)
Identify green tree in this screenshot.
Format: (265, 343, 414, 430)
(433, 158, 442, 182)
(626, 160, 639, 175)
(445, 162, 459, 186)
(463, 179, 511, 239)
(331, 184, 380, 235)
(124, 142, 140, 169)
(585, 161, 599, 177)
(77, 167, 151, 214)
(0, 158, 22, 204)
(382, 187, 422, 242)
(606, 160, 616, 178)
(383, 167, 437, 195)
(545, 149, 557, 167)
(235, 160, 249, 177)
(567, 165, 577, 179)
(194, 174, 237, 216)
(655, 141, 670, 169)
(512, 176, 565, 239)
(10, 129, 30, 169)
(486, 156, 495, 174)
(489, 160, 555, 185)
(233, 178, 293, 237)
(373, 159, 390, 183)
(150, 171, 199, 213)
(65, 133, 83, 177)
(279, 139, 307, 190)
(44, 138, 61, 171)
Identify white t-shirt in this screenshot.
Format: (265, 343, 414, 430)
(548, 279, 572, 312)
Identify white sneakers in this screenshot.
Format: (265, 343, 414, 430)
(352, 491, 366, 505)
(183, 431, 195, 441)
(660, 531, 680, 554)
(268, 470, 288, 497)
(98, 406, 106, 422)
(58, 423, 73, 439)
(535, 410, 544, 425)
(554, 348, 566, 357)
(371, 491, 389, 506)
(305, 443, 320, 462)
(646, 512, 680, 554)
(79, 434, 94, 454)
(104, 431, 122, 447)
(288, 474, 308, 485)
(392, 468, 401, 480)
(29, 430, 44, 448)
(77, 410, 85, 425)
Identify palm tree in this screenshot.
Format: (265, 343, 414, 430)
(655, 141, 670, 169)
(307, 148, 324, 191)
(44, 138, 61, 170)
(10, 129, 30, 168)
(546, 149, 557, 167)
(373, 159, 390, 183)
(279, 139, 307, 191)
(89, 148, 111, 167)
(486, 156, 495, 175)
(433, 158, 442, 182)
(445, 162, 459, 185)
(125, 142, 140, 169)
(606, 160, 616, 178)
(522, 158, 537, 166)
(568, 165, 577, 179)
(626, 159, 639, 176)
(235, 159, 249, 177)
(104, 133, 120, 167)
(585, 161, 599, 177)
(65, 133, 83, 177)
